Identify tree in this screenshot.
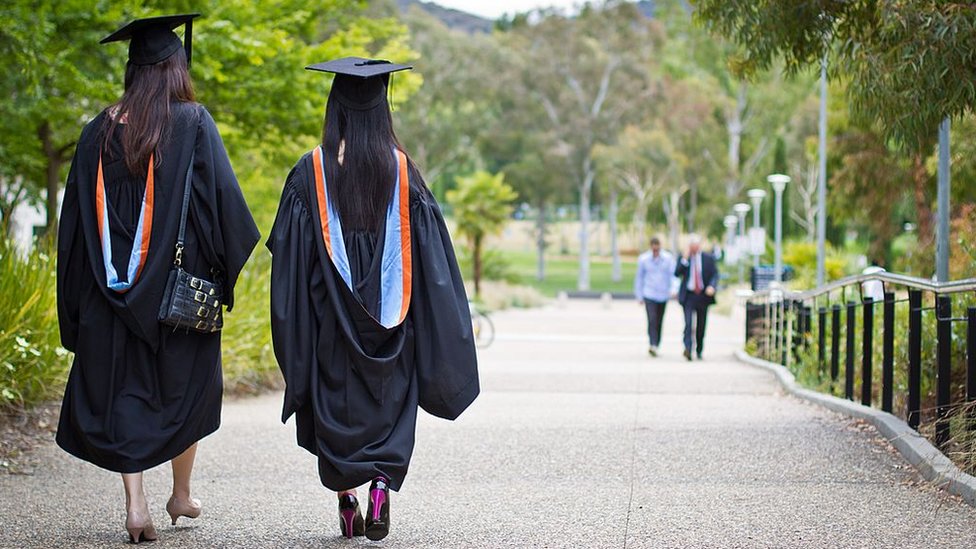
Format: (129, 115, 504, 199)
(0, 0, 415, 238)
(503, 2, 662, 290)
(696, 0, 976, 249)
(394, 7, 499, 196)
(0, 1, 129, 236)
(594, 125, 683, 250)
(445, 171, 517, 298)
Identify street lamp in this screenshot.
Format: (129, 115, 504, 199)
(733, 203, 751, 284)
(747, 188, 767, 270)
(767, 174, 791, 283)
(723, 215, 739, 264)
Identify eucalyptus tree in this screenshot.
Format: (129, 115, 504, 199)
(696, 0, 976, 248)
(503, 1, 663, 290)
(394, 6, 500, 197)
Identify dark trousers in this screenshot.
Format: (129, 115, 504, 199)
(643, 299, 667, 347)
(682, 295, 710, 355)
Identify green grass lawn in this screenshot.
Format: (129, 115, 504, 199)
(503, 251, 637, 296)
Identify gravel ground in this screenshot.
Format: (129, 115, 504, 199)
(2, 300, 975, 548)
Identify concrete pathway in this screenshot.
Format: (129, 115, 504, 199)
(2, 300, 976, 548)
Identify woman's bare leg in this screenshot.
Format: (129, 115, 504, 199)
(170, 443, 198, 501)
(122, 472, 147, 512)
(122, 472, 158, 540)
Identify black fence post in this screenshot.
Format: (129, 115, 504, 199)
(819, 306, 827, 380)
(781, 300, 789, 366)
(935, 296, 952, 449)
(845, 301, 857, 401)
(803, 305, 813, 349)
(907, 290, 923, 430)
(791, 300, 801, 360)
(764, 299, 772, 361)
(968, 307, 976, 406)
(882, 292, 895, 413)
(968, 307, 976, 433)
(831, 304, 841, 391)
(862, 297, 875, 407)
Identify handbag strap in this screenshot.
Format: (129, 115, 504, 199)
(173, 106, 203, 268)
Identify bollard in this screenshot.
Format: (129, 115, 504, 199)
(862, 297, 875, 407)
(831, 304, 841, 390)
(882, 292, 895, 413)
(845, 301, 856, 401)
(819, 306, 827, 380)
(907, 290, 922, 430)
(935, 296, 952, 449)
(557, 291, 569, 308)
(600, 292, 612, 309)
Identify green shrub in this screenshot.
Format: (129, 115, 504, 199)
(220, 250, 281, 395)
(776, 291, 974, 470)
(457, 248, 521, 285)
(782, 240, 847, 289)
(0, 238, 71, 412)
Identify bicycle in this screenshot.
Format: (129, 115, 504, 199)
(468, 302, 495, 348)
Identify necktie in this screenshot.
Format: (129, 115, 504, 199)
(693, 255, 703, 293)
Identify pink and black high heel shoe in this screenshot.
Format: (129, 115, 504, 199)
(364, 476, 390, 541)
(338, 493, 365, 539)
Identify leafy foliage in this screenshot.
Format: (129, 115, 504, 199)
(0, 240, 70, 412)
(446, 171, 517, 297)
(694, 0, 976, 151)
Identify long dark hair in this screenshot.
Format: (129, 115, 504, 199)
(322, 83, 408, 231)
(102, 48, 195, 174)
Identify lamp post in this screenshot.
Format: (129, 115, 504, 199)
(723, 215, 738, 263)
(747, 188, 767, 271)
(768, 174, 791, 283)
(733, 202, 751, 285)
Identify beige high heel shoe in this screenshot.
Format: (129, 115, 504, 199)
(166, 496, 202, 525)
(125, 506, 159, 544)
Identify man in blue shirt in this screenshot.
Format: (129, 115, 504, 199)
(634, 237, 677, 356)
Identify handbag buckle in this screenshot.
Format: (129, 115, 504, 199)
(197, 306, 208, 317)
(195, 320, 208, 330)
(174, 243, 184, 267)
(190, 278, 203, 290)
(194, 291, 207, 303)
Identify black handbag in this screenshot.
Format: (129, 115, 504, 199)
(158, 150, 224, 333)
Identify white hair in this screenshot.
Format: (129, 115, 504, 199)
(688, 234, 702, 245)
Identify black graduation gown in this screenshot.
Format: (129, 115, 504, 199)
(267, 152, 479, 492)
(55, 103, 260, 473)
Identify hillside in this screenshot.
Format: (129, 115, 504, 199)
(397, 0, 494, 33)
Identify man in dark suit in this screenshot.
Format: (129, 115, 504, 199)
(674, 235, 719, 361)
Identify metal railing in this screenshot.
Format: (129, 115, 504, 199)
(745, 272, 976, 450)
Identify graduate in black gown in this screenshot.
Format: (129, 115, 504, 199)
(55, 14, 259, 543)
(268, 57, 480, 541)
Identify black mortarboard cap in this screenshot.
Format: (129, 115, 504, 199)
(306, 57, 413, 110)
(101, 13, 200, 67)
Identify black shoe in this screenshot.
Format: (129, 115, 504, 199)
(648, 346, 658, 357)
(683, 349, 692, 361)
(696, 351, 703, 360)
(338, 493, 365, 539)
(365, 476, 390, 541)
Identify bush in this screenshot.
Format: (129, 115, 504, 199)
(781, 291, 974, 471)
(220, 251, 281, 395)
(782, 240, 851, 289)
(0, 238, 71, 412)
(457, 248, 521, 285)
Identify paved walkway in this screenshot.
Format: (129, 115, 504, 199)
(3, 301, 976, 548)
